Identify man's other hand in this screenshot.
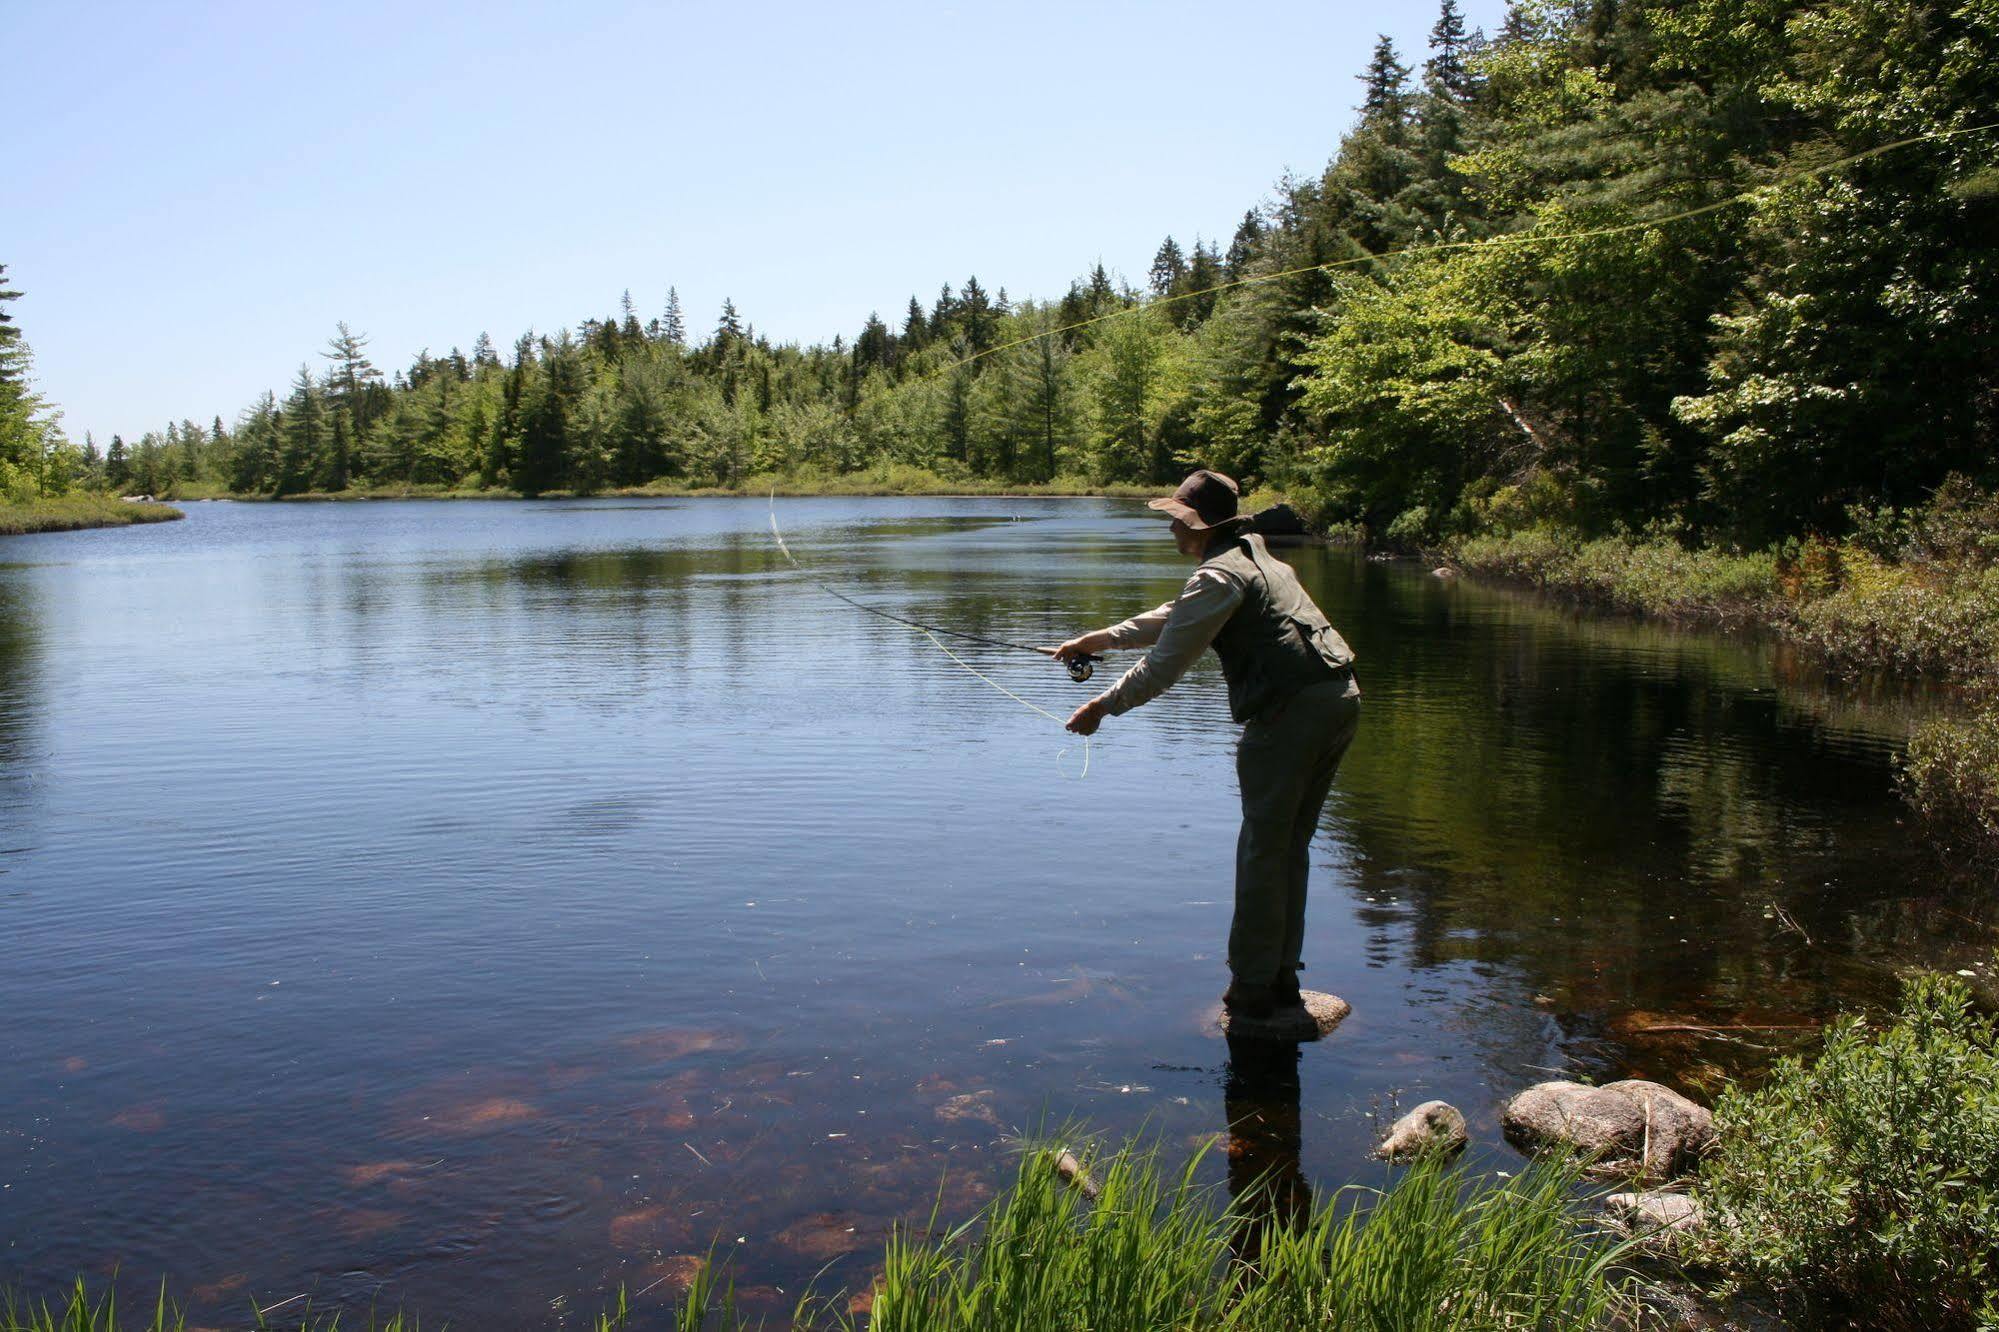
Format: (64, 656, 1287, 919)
(1066, 696, 1110, 735)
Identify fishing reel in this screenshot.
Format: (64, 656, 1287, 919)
(1064, 653, 1102, 683)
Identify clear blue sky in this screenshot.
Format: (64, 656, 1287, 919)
(11, 1, 1506, 445)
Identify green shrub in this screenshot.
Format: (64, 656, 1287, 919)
(1450, 527, 1782, 623)
(1384, 505, 1433, 550)
(1795, 557, 1999, 682)
(1903, 708, 1999, 860)
(1695, 973, 1999, 1331)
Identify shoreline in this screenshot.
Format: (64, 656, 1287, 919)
(0, 495, 184, 536)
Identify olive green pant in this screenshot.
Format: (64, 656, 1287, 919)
(1229, 674, 1362, 990)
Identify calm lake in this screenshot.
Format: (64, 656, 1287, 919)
(0, 497, 1984, 1325)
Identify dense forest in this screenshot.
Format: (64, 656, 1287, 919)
(10, 0, 1997, 548)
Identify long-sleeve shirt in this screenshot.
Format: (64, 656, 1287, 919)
(1094, 565, 1245, 716)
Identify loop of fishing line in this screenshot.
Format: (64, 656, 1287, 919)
(769, 495, 1094, 778)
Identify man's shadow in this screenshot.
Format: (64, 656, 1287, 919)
(1222, 1030, 1313, 1270)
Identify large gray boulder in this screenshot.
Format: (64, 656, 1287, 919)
(1373, 1100, 1468, 1162)
(1501, 1079, 1714, 1180)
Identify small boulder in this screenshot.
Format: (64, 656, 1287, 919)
(1501, 1079, 1713, 1180)
(1373, 1100, 1468, 1162)
(1432, 566, 1458, 579)
(1216, 991, 1350, 1042)
(1604, 1190, 1703, 1245)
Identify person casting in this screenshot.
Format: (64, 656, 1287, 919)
(1053, 470, 1361, 1021)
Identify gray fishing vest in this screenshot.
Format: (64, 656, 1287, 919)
(1203, 532, 1356, 723)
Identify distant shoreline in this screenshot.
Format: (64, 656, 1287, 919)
(175, 476, 1163, 504)
(0, 495, 184, 536)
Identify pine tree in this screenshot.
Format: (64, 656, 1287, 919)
(277, 364, 327, 496)
(1359, 35, 1414, 127)
(662, 287, 686, 345)
(959, 278, 997, 353)
(715, 298, 743, 347)
(1424, 0, 1475, 104)
(1225, 210, 1265, 276)
(1149, 236, 1188, 296)
(106, 434, 130, 488)
(321, 323, 383, 464)
(901, 296, 929, 352)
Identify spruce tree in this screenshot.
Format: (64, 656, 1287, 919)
(1225, 210, 1265, 276)
(1424, 0, 1475, 104)
(662, 287, 686, 345)
(1149, 236, 1188, 295)
(1359, 35, 1414, 127)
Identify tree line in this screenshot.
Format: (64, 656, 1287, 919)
(14, 0, 1998, 546)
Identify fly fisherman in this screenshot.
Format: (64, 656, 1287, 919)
(1052, 470, 1360, 1022)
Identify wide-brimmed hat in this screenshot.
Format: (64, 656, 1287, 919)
(1147, 469, 1240, 530)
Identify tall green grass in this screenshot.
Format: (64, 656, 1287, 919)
(726, 1142, 1635, 1330)
(11, 1148, 1638, 1331)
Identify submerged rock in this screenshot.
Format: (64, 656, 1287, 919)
(1604, 1189, 1703, 1241)
(1501, 1079, 1714, 1180)
(1373, 1100, 1468, 1162)
(934, 1090, 1000, 1127)
(1215, 990, 1351, 1042)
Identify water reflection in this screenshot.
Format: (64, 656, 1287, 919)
(1222, 1032, 1313, 1274)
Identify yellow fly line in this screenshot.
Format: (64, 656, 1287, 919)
(769, 493, 1093, 776)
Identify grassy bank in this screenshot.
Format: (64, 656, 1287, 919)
(0, 494, 183, 536)
(1443, 478, 1999, 684)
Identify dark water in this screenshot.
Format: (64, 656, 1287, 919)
(0, 498, 1987, 1325)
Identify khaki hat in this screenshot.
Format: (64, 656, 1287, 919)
(1147, 469, 1240, 530)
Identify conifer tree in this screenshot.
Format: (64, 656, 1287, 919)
(1359, 35, 1414, 127)
(1224, 210, 1265, 276)
(901, 296, 929, 351)
(277, 364, 327, 496)
(1149, 236, 1188, 295)
(1424, 0, 1475, 104)
(662, 287, 686, 345)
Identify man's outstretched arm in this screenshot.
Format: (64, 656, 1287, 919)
(1048, 598, 1176, 663)
(1066, 570, 1242, 734)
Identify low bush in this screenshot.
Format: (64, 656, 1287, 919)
(1794, 556, 1999, 682)
(1903, 707, 1999, 860)
(1695, 973, 1999, 1330)
(1450, 527, 1783, 623)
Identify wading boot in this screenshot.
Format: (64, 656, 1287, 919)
(1222, 979, 1278, 1021)
(1273, 968, 1304, 1008)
